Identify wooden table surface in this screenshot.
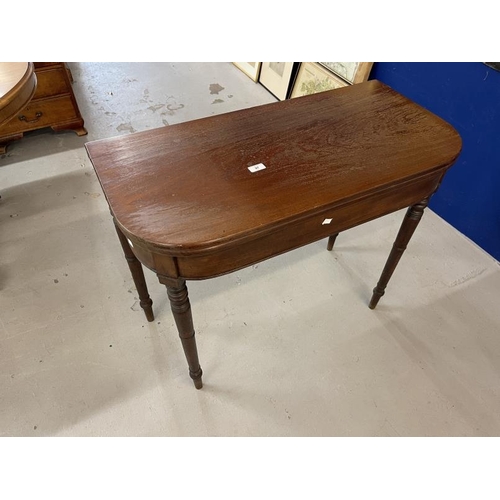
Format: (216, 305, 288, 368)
(86, 80, 462, 389)
(0, 62, 36, 126)
(87, 81, 461, 256)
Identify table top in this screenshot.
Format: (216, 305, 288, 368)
(86, 80, 461, 255)
(0, 62, 37, 126)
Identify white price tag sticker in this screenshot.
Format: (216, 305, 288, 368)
(248, 163, 266, 173)
(322, 219, 333, 225)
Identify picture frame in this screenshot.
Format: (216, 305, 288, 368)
(233, 62, 261, 82)
(258, 62, 295, 100)
(291, 62, 349, 99)
(318, 62, 373, 84)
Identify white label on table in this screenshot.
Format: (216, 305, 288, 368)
(248, 163, 266, 173)
(322, 218, 333, 225)
(127, 238, 134, 248)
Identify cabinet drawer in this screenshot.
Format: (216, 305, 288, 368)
(33, 67, 69, 99)
(0, 95, 78, 135)
(173, 172, 443, 279)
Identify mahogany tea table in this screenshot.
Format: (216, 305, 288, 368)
(85, 80, 462, 389)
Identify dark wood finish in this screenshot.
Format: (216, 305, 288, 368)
(86, 80, 462, 388)
(0, 62, 37, 127)
(369, 197, 429, 309)
(0, 62, 87, 153)
(158, 275, 203, 389)
(117, 170, 443, 280)
(327, 233, 339, 251)
(113, 220, 154, 322)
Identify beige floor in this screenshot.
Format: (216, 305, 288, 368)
(1, 63, 499, 436)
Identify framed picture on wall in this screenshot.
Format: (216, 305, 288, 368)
(319, 62, 373, 84)
(258, 62, 295, 100)
(233, 62, 261, 82)
(291, 62, 349, 98)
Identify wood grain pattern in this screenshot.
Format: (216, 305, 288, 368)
(0, 95, 78, 134)
(0, 62, 87, 152)
(86, 79, 462, 388)
(0, 62, 36, 126)
(352, 62, 374, 84)
(32, 67, 68, 99)
(87, 80, 461, 259)
(171, 171, 443, 279)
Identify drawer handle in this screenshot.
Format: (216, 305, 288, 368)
(18, 112, 43, 123)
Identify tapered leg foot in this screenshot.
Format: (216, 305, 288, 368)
(114, 220, 154, 322)
(142, 304, 155, 322)
(159, 276, 203, 389)
(327, 233, 339, 251)
(368, 289, 383, 310)
(191, 369, 204, 390)
(369, 198, 429, 309)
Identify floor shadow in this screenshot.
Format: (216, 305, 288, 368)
(0, 128, 89, 167)
(369, 271, 500, 436)
(0, 168, 98, 220)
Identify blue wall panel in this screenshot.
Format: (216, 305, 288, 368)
(370, 63, 500, 261)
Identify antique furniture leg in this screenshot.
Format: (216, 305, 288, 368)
(326, 233, 339, 251)
(51, 123, 88, 136)
(113, 220, 154, 322)
(369, 198, 429, 309)
(0, 134, 23, 154)
(159, 276, 203, 389)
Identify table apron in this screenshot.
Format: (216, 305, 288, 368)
(128, 169, 444, 280)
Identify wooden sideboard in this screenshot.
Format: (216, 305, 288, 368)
(0, 62, 87, 153)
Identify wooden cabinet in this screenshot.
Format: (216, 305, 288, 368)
(0, 62, 87, 153)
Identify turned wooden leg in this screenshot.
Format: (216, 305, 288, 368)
(369, 198, 429, 309)
(159, 276, 203, 389)
(0, 133, 24, 154)
(327, 233, 339, 251)
(113, 220, 154, 322)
